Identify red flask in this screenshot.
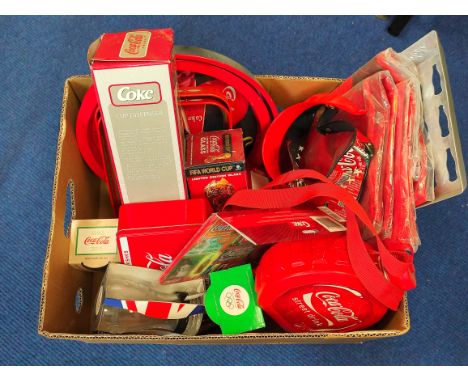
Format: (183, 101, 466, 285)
(255, 234, 388, 333)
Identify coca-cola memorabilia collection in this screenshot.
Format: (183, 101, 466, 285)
(43, 28, 466, 343)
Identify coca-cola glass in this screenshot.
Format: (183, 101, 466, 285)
(92, 263, 205, 335)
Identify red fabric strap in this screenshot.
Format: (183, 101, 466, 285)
(224, 169, 416, 310)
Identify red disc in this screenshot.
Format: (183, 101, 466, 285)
(75, 84, 106, 180)
(255, 234, 388, 333)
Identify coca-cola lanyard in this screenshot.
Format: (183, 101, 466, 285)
(224, 168, 416, 311)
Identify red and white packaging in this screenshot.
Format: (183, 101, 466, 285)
(89, 29, 187, 205)
(160, 205, 347, 284)
(185, 129, 249, 211)
(117, 199, 212, 271)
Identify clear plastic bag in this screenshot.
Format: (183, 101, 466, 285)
(384, 81, 420, 251)
(380, 50, 434, 205)
(333, 50, 424, 250)
(339, 71, 394, 234)
(335, 48, 434, 206)
(380, 74, 397, 239)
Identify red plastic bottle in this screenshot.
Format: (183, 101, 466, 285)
(255, 234, 388, 333)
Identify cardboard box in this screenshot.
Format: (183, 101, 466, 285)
(38, 75, 411, 344)
(89, 29, 187, 205)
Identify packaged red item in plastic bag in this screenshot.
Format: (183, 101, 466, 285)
(383, 51, 433, 206)
(383, 81, 420, 251)
(339, 71, 394, 233)
(262, 83, 393, 233)
(333, 48, 434, 206)
(379, 74, 397, 239)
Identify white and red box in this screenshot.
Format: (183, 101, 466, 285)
(89, 29, 187, 205)
(68, 218, 119, 270)
(117, 199, 212, 271)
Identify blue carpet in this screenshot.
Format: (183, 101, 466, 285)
(0, 16, 467, 366)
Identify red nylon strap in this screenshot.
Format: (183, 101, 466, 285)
(344, 210, 405, 310)
(224, 169, 416, 310)
(262, 168, 331, 187)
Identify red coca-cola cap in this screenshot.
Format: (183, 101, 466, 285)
(255, 234, 388, 333)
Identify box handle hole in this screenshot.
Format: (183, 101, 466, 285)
(64, 179, 76, 238)
(75, 287, 83, 314)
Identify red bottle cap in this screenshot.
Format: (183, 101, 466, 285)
(255, 234, 388, 333)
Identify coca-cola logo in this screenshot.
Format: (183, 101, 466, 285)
(146, 252, 172, 270)
(220, 285, 249, 316)
(314, 291, 361, 323)
(124, 33, 145, 55)
(300, 285, 363, 331)
(117, 87, 154, 102)
(84, 236, 110, 245)
(119, 31, 151, 58)
(223, 86, 237, 101)
(225, 288, 245, 310)
(336, 148, 357, 176)
(109, 82, 161, 106)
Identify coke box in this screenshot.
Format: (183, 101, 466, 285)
(68, 218, 119, 270)
(89, 29, 187, 207)
(117, 199, 212, 271)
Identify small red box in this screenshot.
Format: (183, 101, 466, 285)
(117, 199, 212, 271)
(185, 129, 249, 211)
